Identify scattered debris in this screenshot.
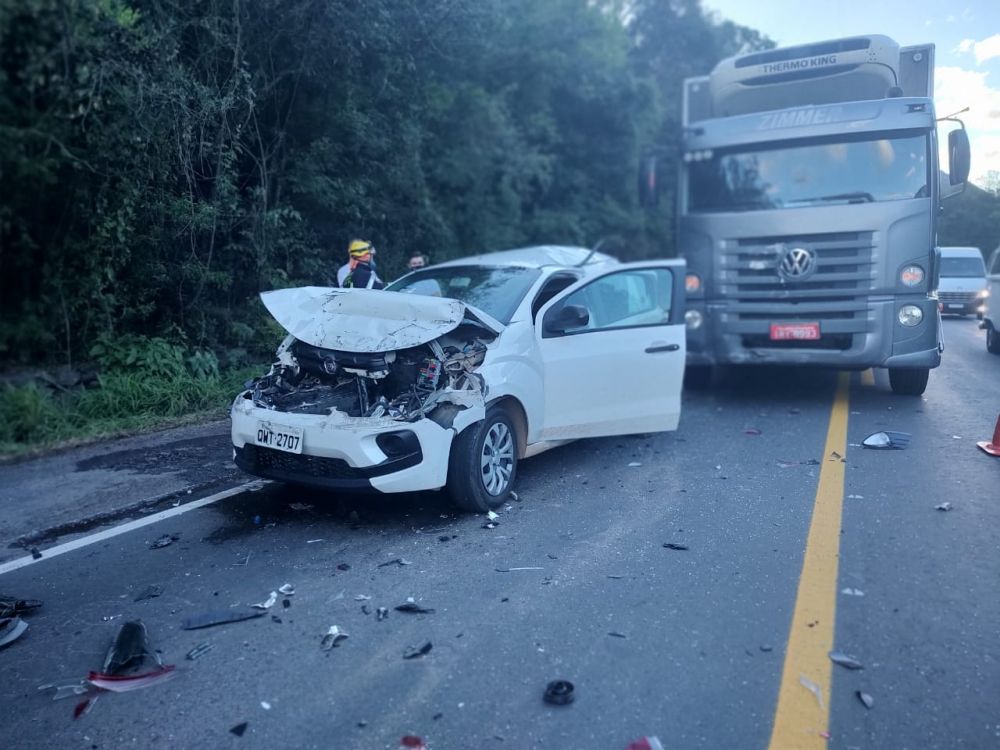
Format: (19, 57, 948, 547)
(261, 701, 271, 710)
(378, 558, 413, 568)
(856, 691, 874, 710)
(829, 451, 845, 462)
(288, 502, 313, 511)
(510, 491, 519, 501)
(759, 644, 773, 653)
(354, 594, 372, 601)
(230, 722, 249, 737)
(133, 585, 163, 602)
(799, 675, 824, 709)
(30, 548, 42, 560)
(399, 737, 427, 749)
(608, 631, 627, 639)
(149, 534, 179, 550)
(87, 667, 177, 693)
(543, 680, 575, 706)
(495, 566, 543, 572)
(607, 575, 625, 580)
(278, 583, 295, 596)
(663, 543, 689, 551)
(306, 539, 324, 544)
(862, 431, 911, 450)
(819, 731, 831, 739)
(935, 502, 953, 512)
(337, 563, 351, 571)
(628, 462, 642, 467)
(377, 607, 389, 621)
(487, 510, 499, 521)
(321, 625, 348, 650)
(625, 738, 665, 750)
(744, 428, 762, 436)
(0, 596, 42, 618)
(482, 510, 500, 529)
(181, 609, 266, 630)
(847, 494, 864, 499)
(0, 617, 29, 649)
(840, 588, 865, 597)
(403, 642, 433, 659)
(829, 651, 864, 670)
(186, 642, 213, 661)
(252, 591, 278, 610)
(395, 598, 435, 614)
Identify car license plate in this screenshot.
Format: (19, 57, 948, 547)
(770, 323, 820, 341)
(255, 422, 303, 454)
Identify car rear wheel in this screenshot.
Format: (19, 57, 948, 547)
(447, 406, 518, 512)
(888, 367, 929, 396)
(987, 326, 1000, 355)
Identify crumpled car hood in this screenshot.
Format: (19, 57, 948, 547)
(260, 287, 503, 353)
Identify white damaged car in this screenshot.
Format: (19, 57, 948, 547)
(231, 246, 686, 511)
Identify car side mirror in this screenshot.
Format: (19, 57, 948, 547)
(948, 127, 971, 186)
(544, 304, 590, 335)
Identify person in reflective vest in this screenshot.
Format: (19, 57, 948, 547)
(343, 239, 384, 289)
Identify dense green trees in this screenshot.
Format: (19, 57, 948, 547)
(938, 182, 1000, 262)
(1, 0, 769, 367)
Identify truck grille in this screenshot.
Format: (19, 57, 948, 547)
(938, 291, 977, 304)
(719, 232, 876, 348)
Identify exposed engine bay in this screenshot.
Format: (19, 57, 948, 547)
(243, 324, 492, 422)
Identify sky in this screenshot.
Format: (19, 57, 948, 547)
(704, 0, 1000, 187)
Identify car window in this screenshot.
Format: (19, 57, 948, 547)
(558, 268, 674, 333)
(386, 266, 542, 324)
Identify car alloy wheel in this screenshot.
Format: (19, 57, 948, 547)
(480, 422, 515, 495)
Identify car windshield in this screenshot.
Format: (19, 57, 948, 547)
(386, 265, 542, 324)
(940, 256, 986, 277)
(687, 130, 930, 213)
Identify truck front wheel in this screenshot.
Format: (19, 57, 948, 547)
(888, 368, 929, 396)
(987, 326, 1000, 355)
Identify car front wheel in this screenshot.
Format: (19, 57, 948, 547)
(447, 406, 518, 512)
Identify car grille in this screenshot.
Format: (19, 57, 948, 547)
(938, 291, 977, 304)
(252, 446, 369, 480)
(719, 231, 876, 349)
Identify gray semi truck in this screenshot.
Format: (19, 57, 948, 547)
(669, 35, 970, 395)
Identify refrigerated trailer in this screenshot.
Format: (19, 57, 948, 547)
(672, 35, 970, 394)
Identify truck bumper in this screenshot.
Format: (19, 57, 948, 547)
(685, 297, 941, 370)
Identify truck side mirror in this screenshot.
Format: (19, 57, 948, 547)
(948, 128, 971, 186)
(638, 155, 659, 207)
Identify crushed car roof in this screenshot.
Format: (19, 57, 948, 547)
(432, 245, 618, 271)
(260, 287, 501, 353)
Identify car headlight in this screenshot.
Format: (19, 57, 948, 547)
(900, 265, 924, 287)
(685, 309, 704, 330)
(898, 305, 923, 327)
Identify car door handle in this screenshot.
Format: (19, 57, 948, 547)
(645, 343, 680, 353)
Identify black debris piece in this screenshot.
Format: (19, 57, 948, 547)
(282, 599, 291, 609)
(133, 585, 163, 602)
(395, 600, 435, 614)
(149, 534, 179, 550)
(336, 563, 351, 571)
(30, 548, 42, 560)
(438, 536, 450, 542)
(663, 543, 689, 551)
(403, 642, 433, 659)
(608, 631, 627, 639)
(376, 607, 389, 621)
(543, 680, 575, 706)
(271, 615, 282, 624)
(0, 596, 42, 618)
(856, 691, 874, 709)
(230, 722, 249, 737)
(760, 645, 774, 653)
(361, 604, 371, 615)
(432, 713, 443, 721)
(0, 617, 29, 649)
(186, 642, 213, 661)
(181, 609, 266, 630)
(829, 651, 864, 670)
(378, 558, 412, 568)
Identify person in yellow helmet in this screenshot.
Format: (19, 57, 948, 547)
(341, 239, 384, 289)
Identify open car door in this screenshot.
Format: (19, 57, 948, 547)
(535, 260, 686, 440)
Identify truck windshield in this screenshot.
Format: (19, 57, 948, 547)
(940, 256, 986, 277)
(687, 130, 930, 213)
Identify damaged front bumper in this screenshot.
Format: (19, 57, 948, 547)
(231, 396, 481, 493)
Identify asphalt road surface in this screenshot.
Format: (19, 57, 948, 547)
(1, 318, 998, 750)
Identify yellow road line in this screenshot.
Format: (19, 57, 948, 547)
(860, 369, 875, 387)
(768, 372, 850, 749)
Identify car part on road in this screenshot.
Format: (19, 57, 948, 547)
(663, 543, 689, 551)
(0, 595, 42, 618)
(829, 651, 864, 670)
(277, 583, 295, 596)
(403, 642, 433, 659)
(377, 607, 389, 621)
(935, 502, 953, 512)
(625, 738, 665, 750)
(862, 431, 911, 449)
(252, 591, 278, 609)
(448, 405, 518, 512)
(87, 666, 177, 693)
(181, 608, 267, 629)
(857, 691, 875, 709)
(133, 584, 163, 602)
(798, 675, 824, 709)
(0, 616, 28, 648)
(320, 625, 348, 650)
(149, 533, 179, 549)
(102, 620, 155, 674)
(395, 598, 435, 614)
(977, 413, 1000, 456)
(543, 680, 575, 706)
(186, 642, 213, 660)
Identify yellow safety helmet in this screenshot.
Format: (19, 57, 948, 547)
(348, 239, 374, 257)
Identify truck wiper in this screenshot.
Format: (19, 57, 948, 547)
(793, 192, 875, 204)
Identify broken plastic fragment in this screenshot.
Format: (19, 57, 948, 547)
(403, 642, 433, 659)
(399, 737, 427, 749)
(230, 722, 249, 737)
(487, 510, 499, 521)
(277, 583, 295, 596)
(862, 431, 911, 450)
(354, 594, 372, 601)
(628, 461, 642, 467)
(856, 690, 874, 709)
(378, 558, 413, 568)
(87, 666, 177, 692)
(133, 585, 163, 602)
(288, 502, 313, 511)
(608, 631, 627, 639)
(744, 428, 762, 436)
(663, 543, 689, 551)
(840, 588, 865, 597)
(495, 566, 543, 572)
(252, 591, 278, 610)
(395, 598, 435, 614)
(321, 625, 348, 650)
(935, 502, 952, 512)
(543, 679, 575, 705)
(39, 681, 90, 701)
(149, 533, 179, 549)
(0, 617, 29, 649)
(261, 701, 271, 710)
(186, 642, 214, 661)
(0, 596, 42, 618)
(103, 620, 158, 674)
(829, 651, 864, 670)
(799, 675, 824, 708)
(625, 738, 665, 750)
(181, 609, 266, 630)
(376, 607, 389, 621)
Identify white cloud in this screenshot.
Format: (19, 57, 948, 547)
(955, 39, 974, 54)
(936, 67, 1000, 186)
(953, 34, 1000, 65)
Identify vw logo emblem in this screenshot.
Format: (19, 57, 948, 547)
(778, 247, 816, 281)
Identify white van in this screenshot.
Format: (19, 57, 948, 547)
(937, 247, 988, 317)
(983, 247, 1000, 354)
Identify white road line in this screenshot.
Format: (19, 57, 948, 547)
(0, 481, 265, 577)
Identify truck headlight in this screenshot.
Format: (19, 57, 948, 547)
(898, 305, 923, 327)
(900, 265, 924, 287)
(685, 274, 702, 293)
(978, 288, 990, 299)
(685, 309, 704, 330)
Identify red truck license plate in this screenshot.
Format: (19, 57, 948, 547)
(769, 323, 820, 341)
